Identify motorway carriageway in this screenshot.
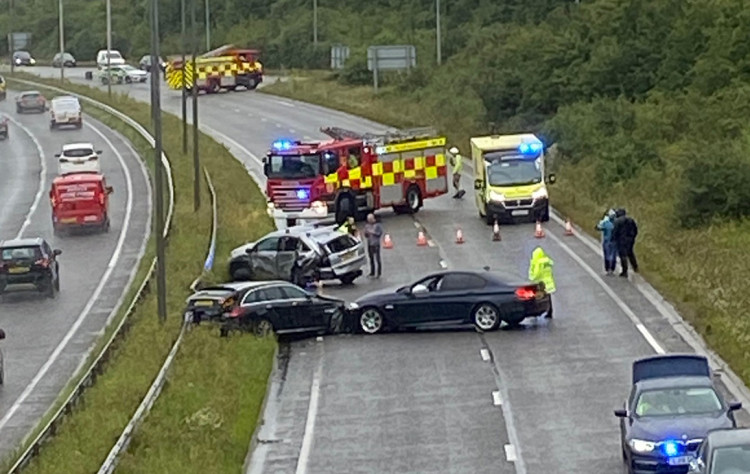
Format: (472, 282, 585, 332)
(24, 66, 750, 474)
(0, 93, 151, 459)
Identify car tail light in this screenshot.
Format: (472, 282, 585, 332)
(515, 286, 537, 301)
(226, 306, 242, 318)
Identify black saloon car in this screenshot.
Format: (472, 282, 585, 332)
(689, 427, 750, 473)
(615, 354, 742, 474)
(184, 280, 349, 337)
(0, 238, 61, 298)
(349, 269, 551, 334)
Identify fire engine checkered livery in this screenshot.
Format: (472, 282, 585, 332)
(263, 127, 449, 224)
(164, 44, 262, 93)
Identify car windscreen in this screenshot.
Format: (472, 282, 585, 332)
(14, 52, 30, 59)
(1, 246, 41, 261)
(103, 52, 122, 59)
(322, 234, 358, 254)
(53, 101, 79, 111)
(21, 93, 41, 100)
(267, 154, 321, 179)
(63, 148, 95, 158)
(486, 157, 542, 187)
(634, 387, 723, 418)
(710, 446, 750, 473)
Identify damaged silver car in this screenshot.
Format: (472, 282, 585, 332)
(228, 225, 366, 286)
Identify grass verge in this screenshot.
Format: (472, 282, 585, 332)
(3, 72, 276, 473)
(262, 71, 750, 386)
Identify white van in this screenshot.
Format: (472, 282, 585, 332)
(50, 96, 82, 129)
(96, 50, 125, 67)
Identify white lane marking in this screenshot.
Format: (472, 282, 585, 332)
(303, 136, 313, 140)
(480, 348, 490, 361)
(261, 117, 267, 122)
(6, 116, 46, 239)
(413, 221, 421, 229)
(289, 128, 296, 133)
(427, 239, 435, 248)
(275, 123, 282, 128)
(316, 336, 323, 342)
(0, 120, 135, 432)
(234, 108, 241, 113)
(275, 100, 295, 108)
(504, 444, 517, 462)
(492, 390, 503, 406)
(295, 345, 324, 474)
(545, 231, 666, 354)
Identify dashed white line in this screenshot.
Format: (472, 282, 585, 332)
(427, 239, 435, 247)
(480, 348, 490, 361)
(289, 128, 296, 133)
(0, 120, 135, 432)
(274, 99, 296, 108)
(439, 260, 448, 269)
(274, 123, 282, 128)
(303, 135, 313, 140)
(504, 444, 517, 462)
(7, 115, 46, 239)
(413, 221, 421, 229)
(261, 117, 268, 122)
(492, 390, 503, 406)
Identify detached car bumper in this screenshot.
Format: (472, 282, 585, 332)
(486, 197, 548, 222)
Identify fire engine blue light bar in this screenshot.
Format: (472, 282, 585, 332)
(272, 139, 294, 150)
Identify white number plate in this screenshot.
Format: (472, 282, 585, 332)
(84, 215, 98, 222)
(668, 456, 692, 466)
(511, 209, 529, 216)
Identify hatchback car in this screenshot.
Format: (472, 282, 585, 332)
(229, 225, 366, 286)
(12, 51, 35, 66)
(138, 55, 166, 72)
(56, 143, 102, 175)
(52, 52, 77, 68)
(16, 90, 47, 113)
(0, 238, 61, 298)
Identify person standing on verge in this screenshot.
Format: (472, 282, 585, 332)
(449, 146, 465, 199)
(596, 209, 617, 275)
(364, 213, 383, 278)
(528, 246, 556, 318)
(612, 208, 639, 277)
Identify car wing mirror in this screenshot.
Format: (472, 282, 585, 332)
(97, 150, 103, 154)
(0, 328, 5, 339)
(54, 153, 61, 158)
(613, 409, 628, 418)
(729, 401, 742, 411)
(53, 249, 62, 256)
(411, 284, 428, 295)
(473, 179, 483, 190)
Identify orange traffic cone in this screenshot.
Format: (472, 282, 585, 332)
(455, 228, 465, 244)
(534, 221, 545, 239)
(383, 233, 394, 249)
(564, 219, 574, 236)
(492, 220, 501, 241)
(417, 230, 428, 246)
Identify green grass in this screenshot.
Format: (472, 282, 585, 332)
(2, 72, 276, 473)
(263, 71, 750, 387)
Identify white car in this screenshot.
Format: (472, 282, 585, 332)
(118, 65, 148, 83)
(50, 96, 82, 130)
(97, 49, 125, 67)
(56, 143, 102, 175)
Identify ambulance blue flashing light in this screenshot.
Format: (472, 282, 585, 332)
(518, 138, 544, 156)
(661, 440, 679, 457)
(272, 139, 294, 150)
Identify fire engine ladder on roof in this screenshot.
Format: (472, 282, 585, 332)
(320, 126, 439, 146)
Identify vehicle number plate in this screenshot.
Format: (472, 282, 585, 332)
(61, 217, 77, 223)
(194, 300, 214, 307)
(8, 267, 30, 274)
(511, 209, 529, 216)
(341, 250, 355, 261)
(84, 215, 98, 222)
(668, 456, 693, 466)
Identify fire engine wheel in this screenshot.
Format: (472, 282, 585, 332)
(393, 185, 422, 215)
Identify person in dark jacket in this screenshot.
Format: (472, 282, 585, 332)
(612, 208, 639, 277)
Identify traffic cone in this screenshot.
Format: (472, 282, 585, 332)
(455, 228, 465, 244)
(492, 220, 501, 241)
(417, 230, 428, 246)
(534, 221, 545, 239)
(383, 233, 394, 249)
(564, 219, 574, 236)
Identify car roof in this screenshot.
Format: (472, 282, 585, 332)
(635, 375, 715, 391)
(419, 269, 527, 285)
(193, 280, 293, 294)
(53, 172, 104, 184)
(266, 225, 344, 242)
(0, 237, 45, 248)
(62, 143, 95, 151)
(52, 95, 79, 102)
(706, 427, 750, 447)
(20, 90, 41, 95)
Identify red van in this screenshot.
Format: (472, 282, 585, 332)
(50, 172, 113, 234)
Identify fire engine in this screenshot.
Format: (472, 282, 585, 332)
(164, 44, 263, 94)
(263, 127, 449, 226)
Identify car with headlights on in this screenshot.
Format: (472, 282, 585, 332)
(199, 280, 349, 337)
(16, 90, 47, 113)
(228, 225, 365, 286)
(349, 269, 552, 334)
(12, 51, 35, 66)
(688, 427, 750, 473)
(615, 354, 742, 474)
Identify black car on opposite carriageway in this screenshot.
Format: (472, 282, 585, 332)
(183, 280, 350, 337)
(348, 269, 552, 334)
(615, 354, 743, 474)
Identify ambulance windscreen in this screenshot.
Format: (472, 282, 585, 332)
(487, 159, 542, 187)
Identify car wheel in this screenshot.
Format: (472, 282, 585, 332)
(54, 270, 60, 292)
(359, 307, 384, 334)
(254, 319, 274, 338)
(473, 303, 501, 331)
(16, 107, 22, 114)
(339, 273, 357, 285)
(125, 76, 132, 84)
(545, 302, 553, 319)
(540, 204, 550, 222)
(246, 78, 257, 90)
(230, 263, 252, 281)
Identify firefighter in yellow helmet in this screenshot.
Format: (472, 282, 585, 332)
(528, 246, 555, 318)
(449, 146, 465, 199)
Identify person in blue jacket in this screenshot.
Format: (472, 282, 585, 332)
(596, 209, 617, 275)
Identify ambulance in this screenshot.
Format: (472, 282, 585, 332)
(471, 133, 556, 225)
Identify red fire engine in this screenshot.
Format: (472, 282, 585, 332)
(263, 127, 449, 226)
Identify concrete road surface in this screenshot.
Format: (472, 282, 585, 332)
(0, 93, 151, 459)
(16, 66, 750, 474)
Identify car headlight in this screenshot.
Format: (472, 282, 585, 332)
(15, 59, 21, 65)
(629, 439, 656, 453)
(531, 187, 548, 200)
(489, 190, 505, 202)
(29, 58, 36, 64)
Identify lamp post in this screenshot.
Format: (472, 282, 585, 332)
(106, 0, 112, 97)
(181, 0, 188, 154)
(436, 0, 441, 65)
(192, 0, 201, 211)
(313, 0, 318, 46)
(59, 0, 65, 81)
(9, 0, 14, 76)
(204, 0, 210, 51)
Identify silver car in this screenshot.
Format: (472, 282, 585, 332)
(229, 225, 366, 285)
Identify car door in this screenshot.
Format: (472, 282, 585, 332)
(278, 284, 334, 332)
(429, 273, 489, 322)
(275, 236, 298, 280)
(241, 285, 296, 331)
(247, 236, 280, 280)
(389, 275, 443, 327)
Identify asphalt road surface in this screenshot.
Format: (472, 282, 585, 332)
(20, 66, 750, 473)
(0, 93, 151, 459)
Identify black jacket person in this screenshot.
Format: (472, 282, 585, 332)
(612, 208, 639, 277)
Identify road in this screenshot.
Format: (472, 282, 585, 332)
(20, 66, 750, 473)
(0, 92, 151, 459)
